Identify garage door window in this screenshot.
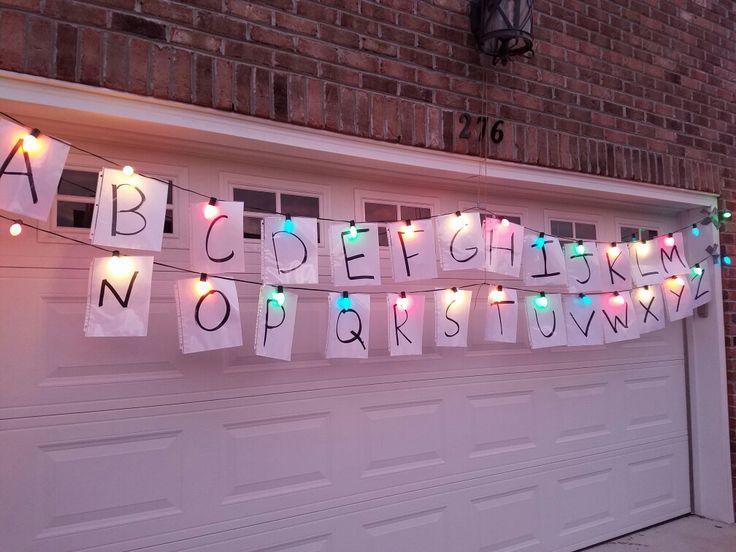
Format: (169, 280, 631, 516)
(365, 202, 432, 246)
(56, 168, 174, 233)
(233, 188, 321, 241)
(550, 219, 597, 241)
(620, 226, 658, 242)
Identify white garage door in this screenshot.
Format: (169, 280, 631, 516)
(0, 139, 690, 552)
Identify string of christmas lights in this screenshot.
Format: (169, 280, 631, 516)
(0, 213, 723, 311)
(1, 111, 732, 243)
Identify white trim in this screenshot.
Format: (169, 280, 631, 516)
(0, 71, 732, 524)
(0, 71, 717, 211)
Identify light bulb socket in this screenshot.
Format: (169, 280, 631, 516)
(496, 285, 503, 292)
(112, 250, 120, 258)
(277, 285, 284, 294)
(577, 240, 583, 246)
(539, 291, 546, 298)
(285, 214, 292, 221)
(208, 197, 217, 206)
(405, 219, 411, 226)
(200, 273, 207, 282)
(400, 291, 407, 299)
(578, 293, 585, 299)
(29, 128, 40, 138)
(455, 211, 462, 218)
(342, 291, 349, 299)
(451, 287, 458, 294)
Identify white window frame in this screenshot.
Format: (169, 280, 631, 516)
(356, 189, 440, 254)
(222, 171, 330, 252)
(543, 209, 601, 244)
(457, 199, 527, 227)
(42, 155, 187, 248)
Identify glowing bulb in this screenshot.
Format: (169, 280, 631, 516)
(203, 198, 218, 220)
(534, 234, 545, 248)
(284, 215, 294, 233)
(669, 276, 685, 288)
(691, 224, 700, 237)
(638, 286, 653, 301)
(489, 286, 504, 303)
(722, 210, 732, 220)
(348, 220, 358, 239)
(22, 133, 39, 152)
(272, 286, 285, 307)
(9, 221, 22, 236)
(500, 218, 510, 227)
(610, 292, 625, 306)
(691, 264, 703, 278)
(723, 255, 732, 266)
(452, 211, 467, 231)
(337, 292, 351, 310)
(402, 220, 415, 237)
(608, 243, 621, 257)
(396, 292, 409, 311)
(196, 274, 212, 296)
(579, 293, 592, 306)
(534, 293, 548, 310)
(122, 165, 135, 177)
(635, 240, 649, 254)
(449, 287, 461, 303)
(664, 234, 675, 247)
(108, 252, 132, 277)
(574, 241, 585, 255)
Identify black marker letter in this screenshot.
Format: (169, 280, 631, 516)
(98, 271, 139, 308)
(263, 298, 286, 346)
(195, 289, 231, 332)
(111, 183, 147, 236)
(205, 214, 235, 263)
(273, 230, 307, 274)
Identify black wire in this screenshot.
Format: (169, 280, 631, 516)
(0, 110, 723, 242)
(0, 214, 718, 299)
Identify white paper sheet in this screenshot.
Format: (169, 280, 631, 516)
(91, 168, 169, 252)
(632, 286, 666, 334)
(386, 219, 438, 282)
(485, 287, 518, 343)
(485, 218, 524, 277)
(598, 243, 632, 291)
(387, 293, 425, 356)
(329, 222, 381, 286)
(435, 212, 485, 271)
(601, 292, 640, 343)
(662, 275, 694, 321)
(175, 277, 243, 354)
(629, 240, 663, 286)
(85, 255, 154, 337)
(564, 241, 603, 292)
(657, 232, 690, 277)
(255, 285, 298, 361)
(435, 288, 472, 347)
(262, 215, 319, 284)
(522, 233, 567, 287)
(683, 221, 718, 266)
(325, 292, 370, 358)
(0, 120, 70, 220)
(690, 263, 713, 308)
(563, 294, 604, 346)
(190, 201, 245, 274)
(525, 293, 567, 349)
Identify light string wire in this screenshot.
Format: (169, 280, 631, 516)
(0, 111, 724, 240)
(0, 213, 717, 300)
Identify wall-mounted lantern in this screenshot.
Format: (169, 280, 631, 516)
(470, 0, 533, 65)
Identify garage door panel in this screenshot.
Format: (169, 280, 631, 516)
(99, 439, 688, 552)
(0, 271, 685, 414)
(1, 361, 688, 552)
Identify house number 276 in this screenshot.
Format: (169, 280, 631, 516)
(458, 113, 505, 144)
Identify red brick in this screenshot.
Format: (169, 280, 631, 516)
(288, 73, 306, 124)
(170, 48, 192, 103)
(306, 78, 322, 128)
(214, 58, 234, 110)
(44, 0, 107, 27)
(128, 39, 150, 95)
(234, 63, 252, 114)
(194, 54, 213, 107)
(140, 0, 194, 25)
(254, 67, 271, 118)
(0, 11, 25, 72)
(150, 44, 172, 99)
(55, 23, 77, 81)
(371, 94, 384, 139)
(26, 16, 53, 76)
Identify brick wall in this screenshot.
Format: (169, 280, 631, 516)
(1, 0, 735, 507)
